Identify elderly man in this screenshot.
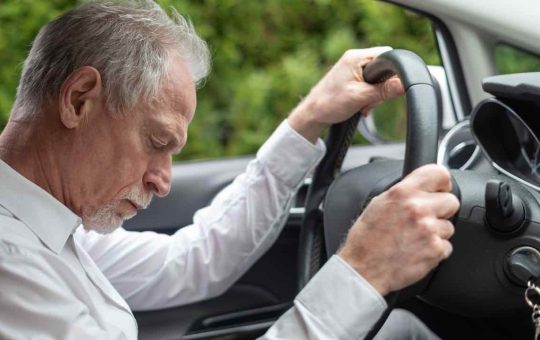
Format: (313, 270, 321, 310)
(0, 1, 458, 339)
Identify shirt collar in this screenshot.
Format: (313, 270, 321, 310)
(0, 159, 82, 254)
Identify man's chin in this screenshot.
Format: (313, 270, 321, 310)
(82, 222, 122, 234)
(82, 214, 132, 234)
(82, 208, 138, 234)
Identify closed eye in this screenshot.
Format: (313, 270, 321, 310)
(151, 136, 168, 150)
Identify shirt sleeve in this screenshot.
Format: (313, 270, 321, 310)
(260, 255, 387, 340)
(0, 243, 123, 340)
(75, 119, 325, 311)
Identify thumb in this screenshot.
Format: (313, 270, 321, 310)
(379, 77, 404, 101)
(360, 77, 404, 115)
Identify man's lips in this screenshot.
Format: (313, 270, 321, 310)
(127, 200, 143, 211)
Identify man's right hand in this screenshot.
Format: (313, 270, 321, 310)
(338, 164, 460, 296)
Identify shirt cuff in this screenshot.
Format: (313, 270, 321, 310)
(296, 255, 387, 339)
(256, 119, 326, 188)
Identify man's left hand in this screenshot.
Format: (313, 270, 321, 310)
(288, 47, 404, 143)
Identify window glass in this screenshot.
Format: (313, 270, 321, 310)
(185, 1, 441, 156)
(0, 1, 441, 160)
(354, 3, 440, 144)
(496, 44, 540, 74)
(370, 96, 408, 142)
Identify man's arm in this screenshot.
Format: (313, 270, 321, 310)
(261, 256, 387, 339)
(259, 47, 458, 338)
(260, 163, 459, 339)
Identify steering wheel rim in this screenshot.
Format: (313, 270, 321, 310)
(297, 49, 440, 336)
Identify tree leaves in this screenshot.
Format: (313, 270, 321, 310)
(0, 0, 438, 160)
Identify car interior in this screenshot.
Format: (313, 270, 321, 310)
(122, 0, 540, 339)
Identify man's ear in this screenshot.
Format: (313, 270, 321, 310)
(58, 66, 103, 129)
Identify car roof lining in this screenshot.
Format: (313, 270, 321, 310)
(389, 0, 540, 56)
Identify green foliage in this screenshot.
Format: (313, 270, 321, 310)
(0, 0, 439, 160)
(496, 44, 540, 75)
(372, 96, 407, 141)
(0, 0, 81, 122)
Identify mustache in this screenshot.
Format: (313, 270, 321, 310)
(124, 188, 153, 209)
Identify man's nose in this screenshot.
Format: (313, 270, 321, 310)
(144, 158, 172, 197)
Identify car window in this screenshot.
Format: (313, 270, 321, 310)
(0, 1, 441, 160)
(358, 6, 441, 144)
(184, 1, 441, 154)
(495, 44, 540, 74)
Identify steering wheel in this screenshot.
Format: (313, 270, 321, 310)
(298, 48, 540, 339)
(297, 49, 445, 337)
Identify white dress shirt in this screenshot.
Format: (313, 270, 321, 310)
(0, 120, 387, 339)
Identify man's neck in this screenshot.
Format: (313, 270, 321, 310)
(0, 116, 69, 209)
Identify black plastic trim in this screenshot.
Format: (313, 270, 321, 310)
(183, 321, 274, 340)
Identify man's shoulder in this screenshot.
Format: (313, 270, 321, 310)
(0, 212, 64, 283)
(0, 208, 42, 257)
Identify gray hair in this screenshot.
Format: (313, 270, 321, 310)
(12, 0, 210, 119)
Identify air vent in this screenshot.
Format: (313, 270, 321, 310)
(437, 119, 480, 170)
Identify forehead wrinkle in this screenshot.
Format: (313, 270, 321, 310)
(152, 73, 194, 126)
(162, 54, 197, 120)
(171, 83, 195, 123)
(155, 109, 185, 138)
(145, 82, 189, 133)
(141, 96, 185, 139)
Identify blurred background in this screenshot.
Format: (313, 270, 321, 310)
(0, 0, 448, 160)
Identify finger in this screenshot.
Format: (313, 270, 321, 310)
(358, 77, 403, 115)
(344, 46, 393, 63)
(402, 164, 453, 193)
(424, 237, 454, 263)
(347, 47, 394, 82)
(431, 219, 455, 239)
(360, 101, 381, 116)
(421, 191, 460, 219)
(377, 77, 404, 101)
(354, 83, 384, 114)
(439, 239, 453, 260)
(408, 238, 453, 282)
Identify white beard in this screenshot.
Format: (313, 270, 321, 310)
(82, 189, 151, 234)
(82, 200, 132, 234)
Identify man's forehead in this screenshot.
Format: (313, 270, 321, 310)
(166, 56, 197, 118)
(143, 106, 188, 154)
(162, 82, 196, 123)
(132, 55, 196, 135)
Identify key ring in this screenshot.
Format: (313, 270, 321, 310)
(526, 280, 540, 308)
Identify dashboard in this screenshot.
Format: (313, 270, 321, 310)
(440, 73, 540, 192)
